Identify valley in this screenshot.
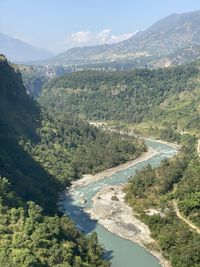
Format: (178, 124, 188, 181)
(0, 6, 200, 267)
(37, 57, 200, 266)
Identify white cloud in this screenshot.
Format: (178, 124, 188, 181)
(63, 29, 137, 50)
(70, 31, 91, 44)
(96, 29, 111, 43)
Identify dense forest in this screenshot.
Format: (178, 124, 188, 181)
(125, 135, 200, 266)
(29, 112, 145, 184)
(39, 62, 200, 132)
(0, 56, 146, 266)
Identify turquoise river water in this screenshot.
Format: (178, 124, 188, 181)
(63, 139, 177, 267)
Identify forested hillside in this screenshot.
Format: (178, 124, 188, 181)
(0, 55, 146, 266)
(125, 136, 200, 267)
(40, 62, 200, 132)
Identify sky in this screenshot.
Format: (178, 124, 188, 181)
(0, 0, 199, 53)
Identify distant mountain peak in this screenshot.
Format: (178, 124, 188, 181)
(0, 32, 54, 62)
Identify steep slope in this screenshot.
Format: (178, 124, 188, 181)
(43, 10, 200, 66)
(115, 10, 200, 54)
(0, 54, 60, 211)
(17, 64, 73, 97)
(0, 55, 112, 266)
(0, 33, 54, 62)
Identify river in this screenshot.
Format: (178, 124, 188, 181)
(62, 139, 177, 267)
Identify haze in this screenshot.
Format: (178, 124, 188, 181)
(0, 0, 199, 53)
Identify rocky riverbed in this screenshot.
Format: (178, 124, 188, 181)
(86, 185, 171, 267)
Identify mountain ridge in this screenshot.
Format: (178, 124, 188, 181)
(39, 61, 200, 134)
(40, 10, 200, 66)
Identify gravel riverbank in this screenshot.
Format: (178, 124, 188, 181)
(86, 185, 171, 267)
(71, 146, 159, 188)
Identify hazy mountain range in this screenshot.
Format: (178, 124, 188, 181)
(0, 33, 54, 62)
(1, 10, 200, 67)
(43, 10, 200, 67)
